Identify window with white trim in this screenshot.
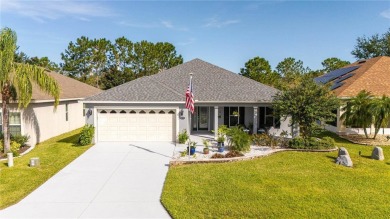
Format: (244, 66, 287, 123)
(0, 112, 22, 136)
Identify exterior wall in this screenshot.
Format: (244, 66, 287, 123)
(244, 107, 254, 128)
(84, 102, 299, 142)
(268, 116, 294, 138)
(22, 100, 85, 146)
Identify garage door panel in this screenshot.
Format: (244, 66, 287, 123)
(98, 110, 176, 142)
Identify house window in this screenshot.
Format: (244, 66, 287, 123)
(0, 112, 22, 136)
(224, 107, 245, 127)
(65, 103, 69, 121)
(259, 107, 277, 129)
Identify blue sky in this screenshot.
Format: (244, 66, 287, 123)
(1, 0, 389, 73)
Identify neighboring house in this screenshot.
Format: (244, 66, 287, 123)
(83, 58, 293, 143)
(2, 72, 101, 146)
(315, 56, 390, 135)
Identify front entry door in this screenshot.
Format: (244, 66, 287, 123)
(198, 107, 209, 130)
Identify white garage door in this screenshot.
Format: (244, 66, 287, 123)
(97, 109, 176, 142)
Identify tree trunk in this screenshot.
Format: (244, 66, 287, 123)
(363, 125, 369, 139)
(2, 83, 11, 153)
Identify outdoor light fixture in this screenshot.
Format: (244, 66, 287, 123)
(179, 109, 184, 117)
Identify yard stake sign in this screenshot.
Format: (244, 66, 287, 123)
(185, 73, 194, 159)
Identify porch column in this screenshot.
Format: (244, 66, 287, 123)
(214, 106, 218, 140)
(253, 107, 258, 134)
(337, 107, 346, 134)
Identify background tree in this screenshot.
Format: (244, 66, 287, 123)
(61, 37, 183, 89)
(239, 56, 280, 87)
(321, 57, 350, 72)
(61, 36, 94, 80)
(341, 90, 373, 139)
(351, 28, 390, 59)
(275, 57, 310, 89)
(273, 76, 340, 139)
(0, 27, 60, 153)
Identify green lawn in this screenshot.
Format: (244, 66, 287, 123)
(0, 129, 92, 209)
(161, 132, 390, 218)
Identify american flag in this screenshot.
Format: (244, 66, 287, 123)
(185, 76, 194, 114)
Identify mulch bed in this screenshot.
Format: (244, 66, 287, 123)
(340, 134, 390, 146)
(0, 146, 31, 159)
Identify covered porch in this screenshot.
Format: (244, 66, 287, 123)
(189, 105, 291, 139)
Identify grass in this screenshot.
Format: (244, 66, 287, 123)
(161, 131, 390, 218)
(0, 128, 92, 209)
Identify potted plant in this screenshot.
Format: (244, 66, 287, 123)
(187, 141, 196, 155)
(202, 139, 210, 154)
(216, 125, 228, 152)
(178, 129, 189, 144)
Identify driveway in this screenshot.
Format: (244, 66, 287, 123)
(0, 142, 175, 218)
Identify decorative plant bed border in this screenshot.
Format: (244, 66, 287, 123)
(170, 147, 338, 166)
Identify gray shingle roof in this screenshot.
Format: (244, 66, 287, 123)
(85, 59, 279, 103)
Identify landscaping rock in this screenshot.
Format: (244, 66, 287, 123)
(338, 147, 349, 156)
(371, 146, 385, 160)
(336, 155, 353, 167)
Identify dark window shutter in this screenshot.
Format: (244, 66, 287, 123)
(239, 107, 245, 125)
(224, 107, 229, 127)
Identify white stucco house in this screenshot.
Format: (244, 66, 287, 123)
(3, 72, 101, 146)
(83, 59, 293, 143)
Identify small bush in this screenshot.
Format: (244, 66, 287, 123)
(227, 126, 251, 152)
(0, 141, 21, 156)
(79, 125, 95, 146)
(318, 137, 336, 149)
(289, 137, 306, 149)
(11, 134, 30, 147)
(211, 153, 225, 159)
(289, 136, 335, 150)
(225, 151, 244, 158)
(178, 129, 189, 144)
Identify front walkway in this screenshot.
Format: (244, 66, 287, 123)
(0, 142, 175, 218)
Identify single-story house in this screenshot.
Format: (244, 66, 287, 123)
(83, 58, 293, 143)
(2, 72, 101, 146)
(315, 56, 390, 135)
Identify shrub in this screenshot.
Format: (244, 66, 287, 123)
(211, 153, 225, 159)
(178, 129, 189, 144)
(0, 140, 21, 156)
(318, 137, 336, 149)
(289, 136, 336, 150)
(79, 125, 95, 146)
(225, 150, 244, 158)
(11, 134, 30, 147)
(289, 137, 306, 149)
(252, 133, 279, 148)
(227, 126, 251, 152)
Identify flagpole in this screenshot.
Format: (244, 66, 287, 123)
(188, 72, 193, 160)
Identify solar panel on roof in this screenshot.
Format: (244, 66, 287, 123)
(330, 82, 344, 90)
(314, 66, 359, 84)
(333, 73, 355, 84)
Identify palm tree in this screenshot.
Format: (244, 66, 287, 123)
(0, 27, 59, 153)
(341, 90, 373, 139)
(371, 95, 390, 139)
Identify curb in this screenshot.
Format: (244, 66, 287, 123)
(170, 147, 338, 166)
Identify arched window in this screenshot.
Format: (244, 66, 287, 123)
(100, 110, 107, 114)
(159, 110, 165, 114)
(149, 110, 156, 114)
(110, 110, 117, 114)
(139, 110, 146, 114)
(120, 110, 126, 114)
(168, 110, 175, 114)
(130, 110, 136, 114)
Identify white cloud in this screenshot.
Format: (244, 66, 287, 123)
(203, 17, 240, 28)
(1, 0, 115, 22)
(177, 38, 196, 46)
(380, 9, 390, 19)
(161, 20, 188, 31)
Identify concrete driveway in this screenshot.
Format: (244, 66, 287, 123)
(0, 142, 175, 218)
